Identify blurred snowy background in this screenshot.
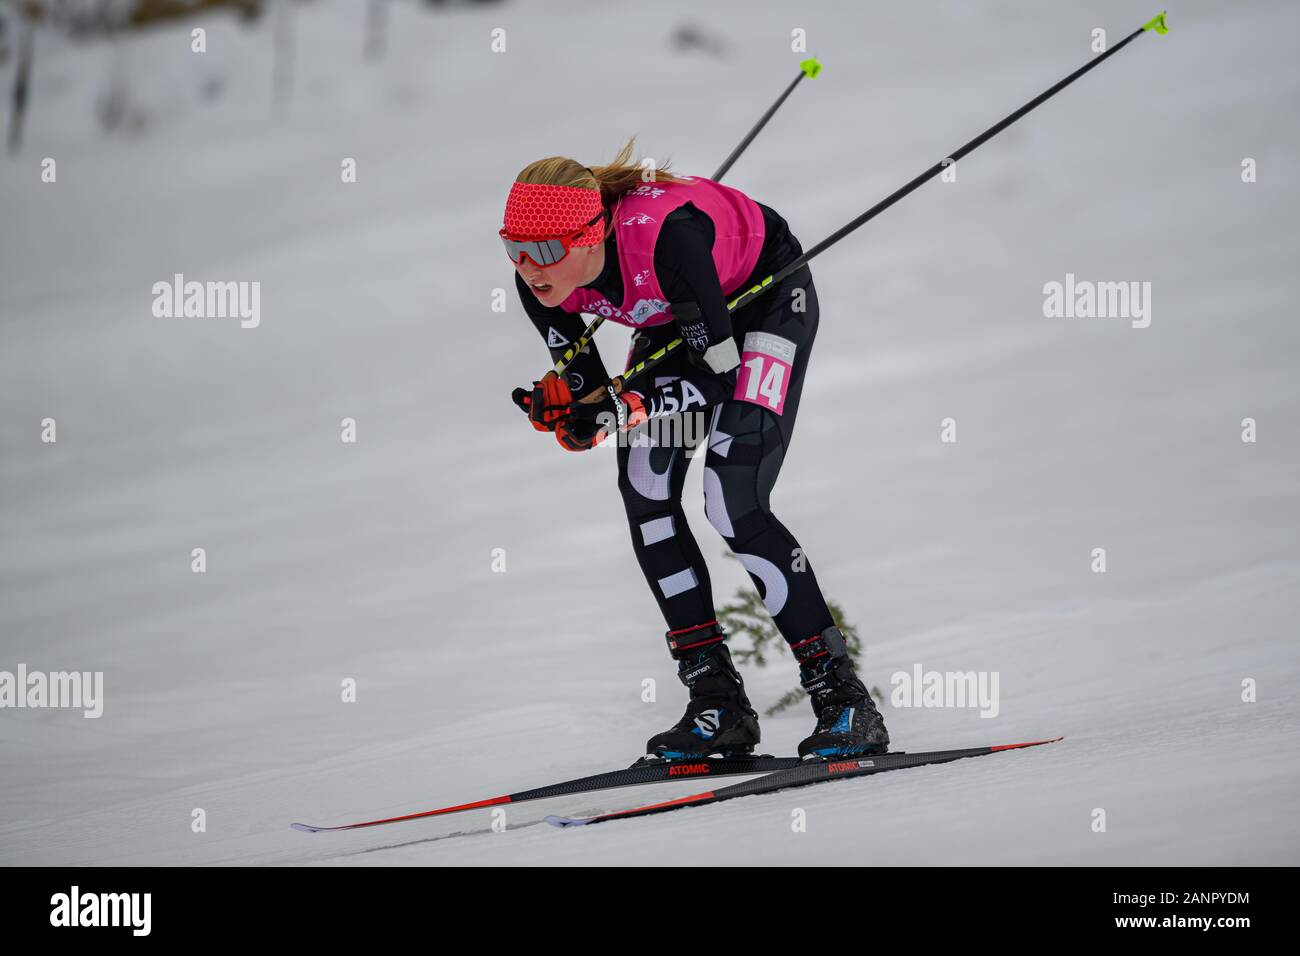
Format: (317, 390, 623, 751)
(0, 0, 1297, 865)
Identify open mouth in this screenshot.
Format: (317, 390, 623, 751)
(531, 282, 553, 293)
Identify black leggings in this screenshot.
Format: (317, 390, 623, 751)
(615, 269, 835, 649)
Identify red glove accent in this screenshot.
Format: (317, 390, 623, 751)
(555, 386, 650, 452)
(512, 387, 552, 432)
(519, 371, 572, 431)
(621, 391, 648, 430)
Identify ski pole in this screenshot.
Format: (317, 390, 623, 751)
(616, 11, 1171, 389)
(550, 58, 823, 379)
(712, 56, 822, 182)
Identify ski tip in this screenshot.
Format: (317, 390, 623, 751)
(545, 814, 590, 828)
(991, 736, 1064, 752)
(290, 822, 325, 834)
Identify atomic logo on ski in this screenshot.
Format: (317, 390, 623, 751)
(825, 758, 875, 773)
(668, 762, 714, 777)
(545, 737, 1062, 828)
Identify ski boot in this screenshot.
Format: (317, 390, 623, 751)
(794, 625, 890, 759)
(644, 621, 761, 761)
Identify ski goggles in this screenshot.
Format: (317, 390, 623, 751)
(500, 209, 607, 268)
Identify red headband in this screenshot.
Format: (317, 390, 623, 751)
(503, 181, 605, 246)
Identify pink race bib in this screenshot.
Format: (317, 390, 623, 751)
(734, 331, 796, 415)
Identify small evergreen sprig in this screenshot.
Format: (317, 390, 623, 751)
(715, 552, 880, 715)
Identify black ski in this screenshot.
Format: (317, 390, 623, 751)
(546, 737, 1062, 827)
(290, 754, 801, 833)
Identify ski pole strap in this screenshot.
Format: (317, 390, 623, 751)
(606, 382, 628, 429)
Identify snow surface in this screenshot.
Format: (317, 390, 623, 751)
(1, 0, 1297, 866)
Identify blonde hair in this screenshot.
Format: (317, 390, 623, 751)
(513, 135, 695, 240)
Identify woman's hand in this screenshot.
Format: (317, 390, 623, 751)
(555, 415, 607, 452)
(555, 380, 647, 451)
(511, 370, 573, 432)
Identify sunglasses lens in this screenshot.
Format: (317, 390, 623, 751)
(502, 236, 570, 267)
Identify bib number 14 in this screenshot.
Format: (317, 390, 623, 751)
(735, 331, 796, 415)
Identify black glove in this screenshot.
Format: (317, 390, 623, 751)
(554, 381, 650, 452)
(511, 371, 572, 432)
(555, 415, 608, 452)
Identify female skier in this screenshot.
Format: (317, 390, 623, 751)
(504, 138, 889, 760)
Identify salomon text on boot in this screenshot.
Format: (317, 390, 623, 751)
(794, 625, 889, 759)
(644, 621, 761, 761)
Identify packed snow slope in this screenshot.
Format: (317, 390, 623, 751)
(1, 0, 1297, 865)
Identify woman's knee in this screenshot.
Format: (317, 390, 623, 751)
(702, 460, 768, 543)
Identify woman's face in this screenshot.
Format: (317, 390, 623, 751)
(513, 240, 604, 309)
